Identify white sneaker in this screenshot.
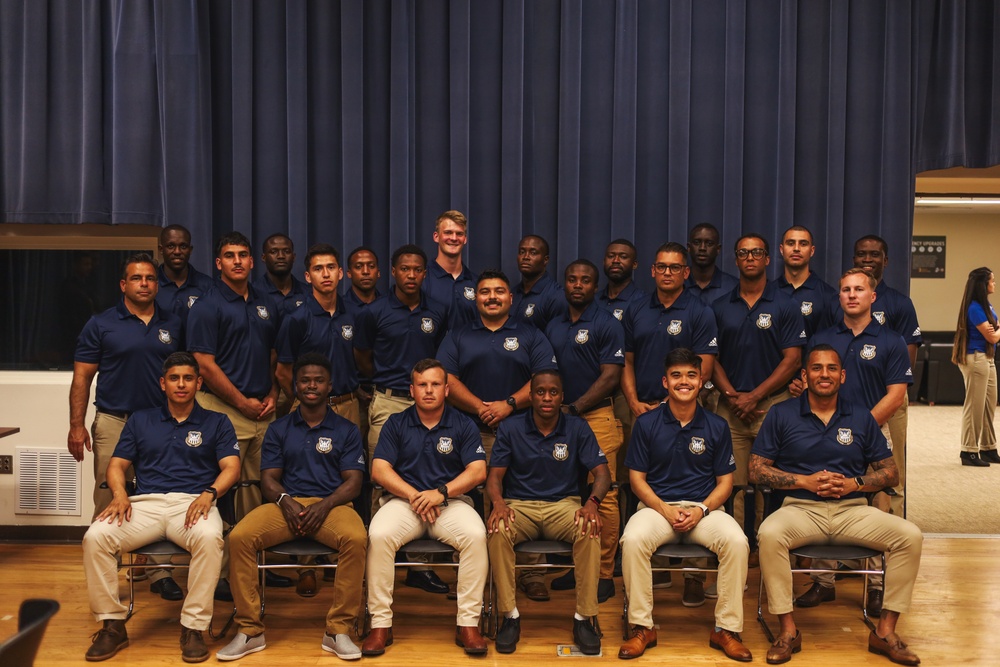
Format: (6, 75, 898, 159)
(216, 632, 266, 661)
(322, 633, 362, 660)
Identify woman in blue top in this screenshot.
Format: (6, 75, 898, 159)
(952, 267, 1000, 466)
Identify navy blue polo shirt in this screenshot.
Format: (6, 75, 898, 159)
(342, 287, 382, 311)
(808, 320, 912, 412)
(597, 282, 648, 323)
(834, 281, 922, 347)
(623, 290, 719, 403)
(352, 292, 449, 391)
(752, 394, 891, 503)
(545, 302, 625, 404)
(186, 279, 278, 398)
(423, 261, 478, 329)
(252, 273, 309, 328)
(712, 281, 806, 393)
(684, 269, 739, 306)
(156, 265, 214, 326)
(374, 404, 485, 491)
(261, 407, 366, 498)
(776, 273, 839, 341)
(491, 411, 606, 502)
(512, 273, 563, 331)
(625, 403, 736, 503)
(113, 403, 240, 495)
(437, 318, 556, 402)
(276, 295, 360, 396)
(75, 300, 184, 413)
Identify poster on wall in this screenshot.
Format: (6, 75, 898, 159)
(911, 236, 946, 278)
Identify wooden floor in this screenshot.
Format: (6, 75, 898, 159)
(1, 536, 991, 666)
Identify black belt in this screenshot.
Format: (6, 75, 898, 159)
(97, 409, 131, 421)
(374, 386, 411, 399)
(580, 397, 615, 415)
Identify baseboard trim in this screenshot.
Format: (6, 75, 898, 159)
(1, 525, 87, 543)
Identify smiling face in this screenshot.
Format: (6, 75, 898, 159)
(662, 362, 702, 405)
(433, 219, 468, 259)
(158, 229, 192, 273)
(476, 277, 512, 320)
(853, 239, 887, 282)
(160, 364, 202, 406)
(803, 349, 845, 399)
(295, 364, 333, 409)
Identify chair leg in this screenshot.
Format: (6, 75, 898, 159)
(126, 552, 136, 620)
(756, 577, 775, 643)
(621, 589, 629, 640)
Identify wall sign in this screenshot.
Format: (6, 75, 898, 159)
(911, 236, 945, 278)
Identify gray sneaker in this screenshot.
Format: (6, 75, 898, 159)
(322, 633, 362, 660)
(216, 632, 266, 661)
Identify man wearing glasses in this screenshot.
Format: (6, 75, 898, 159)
(685, 223, 739, 306)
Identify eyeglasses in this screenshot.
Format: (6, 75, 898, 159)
(735, 248, 768, 260)
(652, 263, 686, 275)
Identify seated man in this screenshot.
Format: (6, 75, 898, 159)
(217, 352, 368, 661)
(82, 352, 240, 663)
(619, 348, 751, 661)
(750, 345, 923, 666)
(363, 359, 489, 656)
(486, 370, 610, 655)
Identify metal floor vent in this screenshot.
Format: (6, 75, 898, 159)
(16, 447, 81, 515)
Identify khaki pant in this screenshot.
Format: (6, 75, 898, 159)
(884, 394, 908, 517)
(228, 500, 367, 636)
(488, 497, 600, 617)
(612, 391, 633, 484)
(621, 504, 748, 631)
(757, 497, 922, 616)
(82, 493, 223, 630)
(366, 391, 414, 515)
(91, 411, 130, 518)
(959, 352, 998, 454)
(366, 496, 487, 627)
(582, 405, 622, 579)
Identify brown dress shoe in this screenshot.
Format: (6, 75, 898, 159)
(868, 631, 920, 665)
(766, 630, 801, 664)
(362, 627, 393, 656)
(710, 628, 753, 662)
(519, 580, 550, 601)
(297, 570, 318, 598)
(86, 619, 128, 662)
(180, 627, 208, 663)
(455, 625, 488, 655)
(794, 582, 835, 607)
(618, 625, 657, 659)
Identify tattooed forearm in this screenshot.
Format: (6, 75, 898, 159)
(865, 457, 899, 490)
(749, 455, 799, 489)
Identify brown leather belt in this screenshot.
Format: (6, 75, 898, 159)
(327, 392, 355, 406)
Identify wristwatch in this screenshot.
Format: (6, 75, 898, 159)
(567, 404, 580, 416)
(695, 502, 710, 516)
(276, 492, 291, 506)
(505, 396, 517, 409)
(203, 487, 218, 501)
(437, 485, 449, 506)
(854, 476, 865, 490)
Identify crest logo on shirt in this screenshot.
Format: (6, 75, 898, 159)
(158, 329, 172, 344)
(689, 437, 706, 455)
(257, 305, 270, 320)
(667, 320, 683, 335)
(187, 295, 199, 308)
(504, 337, 519, 351)
(316, 437, 333, 454)
(801, 301, 813, 316)
(464, 286, 476, 300)
(756, 313, 772, 329)
(613, 308, 624, 321)
(837, 428, 854, 445)
(575, 329, 590, 344)
(524, 303, 536, 317)
(421, 318, 435, 333)
(341, 325, 354, 340)
(873, 311, 885, 325)
(437, 437, 453, 454)
(860, 344, 877, 360)
(553, 443, 569, 461)
(185, 431, 203, 447)
(294, 299, 304, 308)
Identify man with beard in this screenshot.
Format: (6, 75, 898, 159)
(776, 226, 838, 341)
(156, 225, 214, 326)
(685, 223, 739, 306)
(512, 235, 562, 331)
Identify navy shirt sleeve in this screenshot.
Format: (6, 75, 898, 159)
(490, 422, 514, 468)
(437, 330, 461, 375)
(457, 417, 487, 466)
(712, 420, 736, 477)
(185, 296, 219, 355)
(372, 412, 402, 465)
(338, 425, 367, 473)
(74, 316, 103, 363)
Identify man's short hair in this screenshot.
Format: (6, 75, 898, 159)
(304, 243, 341, 268)
(607, 238, 637, 253)
(391, 244, 428, 268)
(262, 232, 293, 252)
(734, 233, 770, 255)
(688, 223, 720, 241)
(840, 267, 877, 290)
(782, 225, 814, 243)
(564, 258, 599, 279)
(520, 234, 550, 256)
(530, 369, 563, 389)
(159, 224, 191, 243)
(854, 234, 889, 257)
(293, 351, 332, 380)
(477, 269, 510, 287)
(436, 210, 468, 232)
(214, 232, 252, 258)
(121, 252, 158, 279)
(654, 242, 688, 258)
(163, 351, 199, 375)
(664, 347, 702, 373)
(347, 245, 379, 265)
(806, 343, 842, 366)
(411, 358, 447, 381)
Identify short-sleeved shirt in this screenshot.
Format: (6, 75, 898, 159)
(261, 408, 366, 498)
(491, 411, 606, 502)
(352, 291, 449, 390)
(625, 403, 736, 503)
(808, 320, 912, 411)
(545, 302, 625, 404)
(252, 273, 309, 327)
(437, 317, 556, 402)
(374, 405, 485, 491)
(685, 269, 739, 306)
(624, 290, 718, 403)
(186, 279, 278, 398)
(342, 287, 382, 312)
(776, 272, 839, 341)
(423, 261, 478, 329)
(752, 394, 891, 503)
(74, 300, 184, 413)
(156, 264, 214, 327)
(512, 273, 563, 331)
(966, 301, 998, 354)
(712, 281, 806, 393)
(597, 282, 648, 323)
(113, 403, 239, 495)
(834, 281, 922, 348)
(276, 295, 359, 396)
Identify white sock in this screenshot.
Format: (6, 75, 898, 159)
(574, 613, 586, 621)
(505, 608, 520, 619)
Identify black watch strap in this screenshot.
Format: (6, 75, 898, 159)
(438, 485, 449, 506)
(204, 486, 218, 500)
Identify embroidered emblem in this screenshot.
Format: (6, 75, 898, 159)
(437, 437, 453, 454)
(801, 301, 813, 316)
(187, 295, 198, 308)
(464, 286, 476, 300)
(185, 431, 203, 447)
(837, 428, 854, 445)
(860, 344, 876, 360)
(341, 325, 354, 340)
(421, 317, 435, 333)
(689, 437, 706, 455)
(575, 329, 590, 344)
(504, 337, 519, 351)
(553, 443, 569, 461)
(757, 313, 772, 329)
(873, 311, 885, 325)
(294, 299, 304, 308)
(524, 303, 536, 317)
(158, 329, 172, 344)
(256, 305, 270, 319)
(613, 308, 624, 321)
(667, 320, 682, 335)
(316, 437, 333, 454)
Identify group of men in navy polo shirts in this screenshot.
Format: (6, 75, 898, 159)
(71, 215, 923, 664)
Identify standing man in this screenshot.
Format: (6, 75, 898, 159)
(512, 234, 562, 331)
(342, 246, 382, 447)
(423, 210, 478, 328)
(486, 370, 609, 655)
(82, 352, 240, 663)
(362, 359, 489, 657)
(156, 225, 215, 324)
(750, 345, 922, 666)
(685, 223, 739, 306)
(619, 348, 751, 662)
(776, 226, 839, 340)
(218, 353, 368, 662)
(254, 233, 309, 325)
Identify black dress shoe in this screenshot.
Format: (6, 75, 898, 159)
(794, 582, 835, 607)
(264, 570, 295, 587)
(550, 569, 576, 590)
(597, 578, 616, 603)
(150, 576, 184, 601)
(495, 617, 521, 654)
(214, 578, 233, 601)
(404, 569, 449, 594)
(961, 451, 990, 467)
(866, 588, 884, 618)
(980, 449, 1000, 464)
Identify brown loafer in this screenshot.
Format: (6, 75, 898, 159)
(86, 619, 128, 662)
(296, 570, 318, 598)
(618, 625, 657, 659)
(766, 630, 801, 664)
(180, 627, 208, 663)
(455, 625, 488, 655)
(868, 631, 920, 665)
(519, 579, 550, 601)
(710, 628, 753, 662)
(794, 582, 835, 608)
(361, 627, 393, 656)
